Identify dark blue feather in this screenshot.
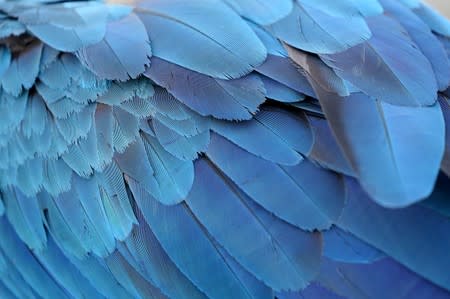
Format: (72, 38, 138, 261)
(206, 133, 344, 230)
(338, 178, 450, 291)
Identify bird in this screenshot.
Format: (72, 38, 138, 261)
(0, 0, 449, 298)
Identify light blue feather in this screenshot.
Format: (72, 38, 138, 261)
(145, 58, 266, 120)
(77, 13, 152, 81)
(268, 1, 371, 54)
(222, 0, 293, 25)
(381, 0, 450, 91)
(136, 0, 267, 79)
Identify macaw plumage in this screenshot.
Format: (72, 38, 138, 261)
(0, 0, 450, 298)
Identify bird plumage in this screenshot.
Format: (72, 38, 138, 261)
(0, 0, 450, 298)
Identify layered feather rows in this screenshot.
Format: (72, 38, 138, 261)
(0, 0, 449, 298)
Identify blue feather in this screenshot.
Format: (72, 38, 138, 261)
(0, 218, 70, 299)
(18, 2, 109, 52)
(259, 75, 305, 103)
(127, 178, 256, 299)
(137, 0, 267, 79)
(186, 158, 320, 291)
(2, 188, 46, 251)
(381, 0, 450, 91)
(291, 48, 444, 206)
(323, 226, 385, 264)
(222, 0, 293, 25)
(121, 208, 208, 299)
(207, 133, 344, 230)
(152, 118, 210, 161)
(414, 3, 450, 37)
(318, 256, 450, 299)
(439, 95, 450, 176)
(104, 251, 168, 299)
(269, 1, 371, 54)
(77, 13, 152, 81)
(145, 58, 266, 120)
(277, 284, 345, 299)
(0, 46, 11, 78)
(307, 116, 355, 176)
(211, 108, 310, 166)
(338, 178, 450, 291)
(321, 15, 438, 106)
(141, 134, 194, 205)
(34, 235, 105, 299)
(256, 55, 315, 97)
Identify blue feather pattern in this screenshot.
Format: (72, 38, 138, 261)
(0, 0, 449, 298)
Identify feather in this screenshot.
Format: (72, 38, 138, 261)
(211, 107, 311, 165)
(77, 13, 152, 81)
(256, 55, 315, 97)
(112, 107, 140, 153)
(146, 87, 191, 121)
(97, 78, 154, 106)
(53, 187, 112, 257)
(307, 117, 355, 177)
(323, 227, 385, 264)
(207, 133, 344, 230)
(217, 246, 273, 299)
(268, 1, 371, 54)
(122, 208, 208, 299)
(16, 157, 43, 196)
(0, 19, 26, 38)
(153, 112, 209, 137)
(2, 42, 42, 96)
(18, 2, 109, 51)
(325, 93, 444, 206)
(0, 218, 71, 299)
(321, 15, 438, 106)
(34, 235, 105, 299)
(186, 158, 322, 291)
(248, 22, 287, 57)
(98, 161, 137, 240)
(439, 95, 450, 176)
(105, 251, 169, 299)
(260, 75, 305, 103)
(21, 94, 48, 138)
(291, 48, 444, 206)
(381, 0, 450, 91)
(72, 175, 116, 254)
(350, 0, 383, 16)
(141, 134, 194, 205)
(152, 118, 210, 161)
(2, 188, 46, 251)
(42, 158, 72, 196)
(414, 3, 450, 37)
(338, 178, 450, 292)
(145, 58, 266, 120)
(114, 137, 160, 200)
(222, 0, 293, 25)
(318, 257, 450, 299)
(0, 46, 11, 78)
(136, 0, 266, 79)
(277, 284, 344, 299)
(127, 178, 256, 299)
